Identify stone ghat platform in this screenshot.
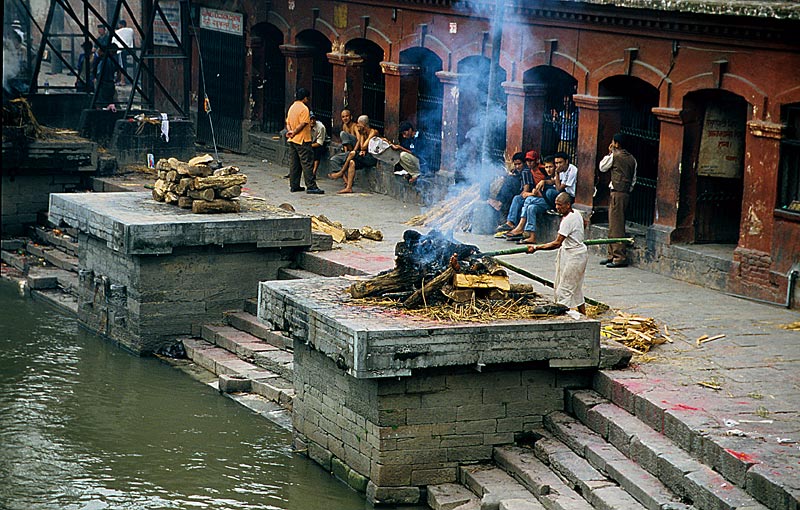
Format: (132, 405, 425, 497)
(48, 192, 311, 354)
(258, 277, 601, 504)
(258, 278, 600, 378)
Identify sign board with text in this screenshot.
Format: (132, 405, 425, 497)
(199, 7, 244, 36)
(153, 1, 181, 47)
(697, 102, 744, 178)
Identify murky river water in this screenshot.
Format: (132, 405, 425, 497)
(0, 280, 366, 510)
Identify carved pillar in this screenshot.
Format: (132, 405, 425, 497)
(652, 108, 686, 234)
(328, 52, 364, 123)
(381, 62, 420, 141)
(280, 45, 315, 110)
(436, 71, 461, 172)
(502, 82, 548, 155)
(571, 95, 625, 212)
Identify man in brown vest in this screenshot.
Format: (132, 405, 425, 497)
(598, 133, 637, 267)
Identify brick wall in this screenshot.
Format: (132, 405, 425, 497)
(292, 340, 590, 504)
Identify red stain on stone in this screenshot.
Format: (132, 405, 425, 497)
(726, 449, 758, 464)
(670, 403, 700, 411)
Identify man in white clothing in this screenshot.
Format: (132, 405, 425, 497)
(526, 192, 588, 315)
(113, 19, 135, 85)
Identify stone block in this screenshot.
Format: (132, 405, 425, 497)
(218, 374, 252, 393)
(371, 461, 412, 486)
(347, 468, 369, 493)
(308, 440, 332, 472)
(499, 499, 547, 510)
(411, 466, 458, 486)
(331, 456, 349, 481)
(366, 481, 420, 505)
(427, 483, 477, 510)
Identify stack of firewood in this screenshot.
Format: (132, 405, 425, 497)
(152, 154, 247, 213)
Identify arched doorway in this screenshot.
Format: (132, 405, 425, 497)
(251, 23, 284, 133)
(346, 39, 385, 132)
(680, 90, 747, 243)
(400, 47, 443, 172)
(297, 30, 332, 134)
(523, 66, 578, 161)
(599, 76, 660, 227)
(457, 55, 507, 164)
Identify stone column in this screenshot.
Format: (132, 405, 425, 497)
(381, 62, 420, 141)
(571, 95, 625, 212)
(502, 82, 547, 155)
(280, 45, 315, 109)
(651, 108, 686, 235)
(730, 120, 784, 302)
(435, 71, 461, 172)
(328, 52, 364, 122)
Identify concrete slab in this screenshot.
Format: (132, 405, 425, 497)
(259, 277, 600, 379)
(48, 192, 312, 255)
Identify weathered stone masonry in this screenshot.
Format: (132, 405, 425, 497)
(259, 277, 600, 504)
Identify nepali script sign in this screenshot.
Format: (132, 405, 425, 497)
(697, 103, 744, 178)
(153, 1, 181, 47)
(199, 8, 244, 36)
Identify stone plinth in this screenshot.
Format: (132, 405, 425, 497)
(49, 192, 311, 354)
(258, 278, 600, 504)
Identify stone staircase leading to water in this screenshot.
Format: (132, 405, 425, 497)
(181, 298, 297, 411)
(427, 387, 774, 510)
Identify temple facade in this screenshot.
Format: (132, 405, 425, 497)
(160, 0, 800, 308)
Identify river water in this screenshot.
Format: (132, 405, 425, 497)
(0, 280, 366, 510)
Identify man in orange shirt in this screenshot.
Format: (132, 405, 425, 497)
(285, 88, 324, 194)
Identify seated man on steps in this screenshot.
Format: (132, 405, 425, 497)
(329, 109, 358, 172)
(329, 115, 379, 194)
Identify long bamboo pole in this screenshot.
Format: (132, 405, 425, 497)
(479, 237, 634, 258)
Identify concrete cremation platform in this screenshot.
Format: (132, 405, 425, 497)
(48, 192, 311, 354)
(258, 278, 600, 504)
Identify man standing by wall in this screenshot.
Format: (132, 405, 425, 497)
(599, 133, 637, 268)
(285, 88, 324, 194)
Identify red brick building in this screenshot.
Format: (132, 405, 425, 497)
(173, 0, 800, 308)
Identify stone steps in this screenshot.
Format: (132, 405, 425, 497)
(567, 389, 771, 510)
(182, 336, 295, 410)
(461, 464, 547, 509)
(592, 373, 797, 510)
(200, 323, 294, 381)
(223, 311, 293, 350)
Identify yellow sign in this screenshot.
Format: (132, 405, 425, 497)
(334, 4, 348, 30)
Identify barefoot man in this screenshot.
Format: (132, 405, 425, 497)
(329, 115, 379, 194)
(525, 192, 588, 315)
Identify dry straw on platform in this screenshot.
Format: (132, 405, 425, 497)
(351, 295, 555, 323)
(600, 311, 671, 353)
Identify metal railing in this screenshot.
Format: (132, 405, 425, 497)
(628, 176, 656, 227)
(363, 80, 385, 132)
(311, 73, 333, 134)
(417, 92, 443, 172)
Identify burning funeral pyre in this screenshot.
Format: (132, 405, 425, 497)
(347, 230, 563, 320)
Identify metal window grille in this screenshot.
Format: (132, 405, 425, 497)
(779, 105, 800, 212)
(417, 92, 443, 172)
(620, 102, 660, 226)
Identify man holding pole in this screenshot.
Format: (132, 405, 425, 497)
(526, 192, 588, 315)
(598, 133, 637, 267)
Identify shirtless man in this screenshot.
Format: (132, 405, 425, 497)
(329, 115, 379, 194)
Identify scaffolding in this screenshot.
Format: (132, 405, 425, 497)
(7, 0, 192, 117)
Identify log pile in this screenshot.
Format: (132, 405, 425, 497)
(347, 230, 549, 315)
(151, 154, 246, 213)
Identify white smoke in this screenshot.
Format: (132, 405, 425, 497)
(3, 36, 22, 92)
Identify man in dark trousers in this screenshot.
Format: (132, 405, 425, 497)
(598, 133, 637, 267)
(285, 88, 324, 194)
